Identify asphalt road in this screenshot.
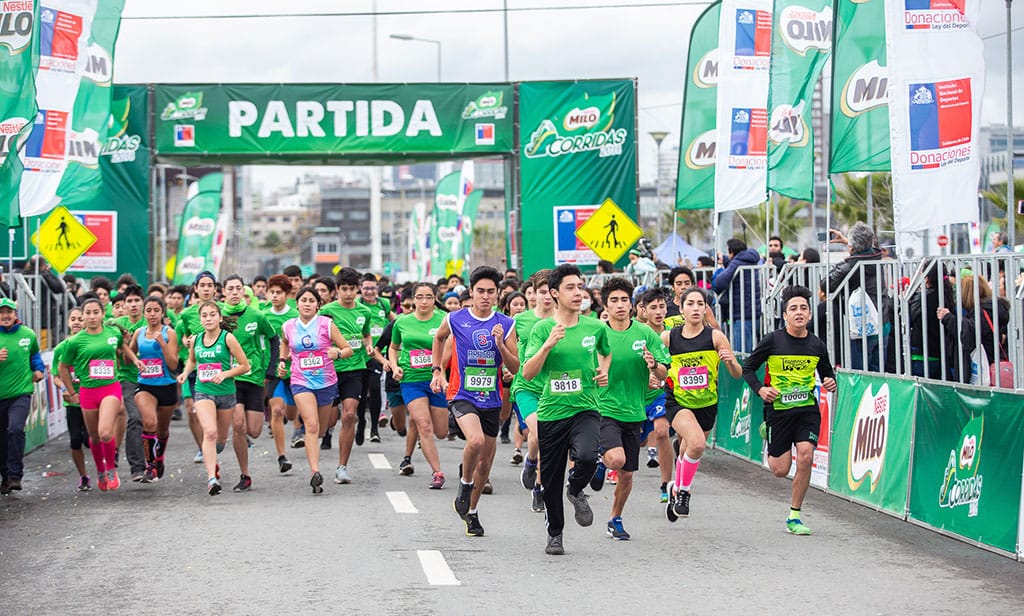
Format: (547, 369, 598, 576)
(2, 418, 1022, 615)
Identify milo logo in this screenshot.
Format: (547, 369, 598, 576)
(730, 385, 751, 442)
(848, 384, 888, 492)
(685, 130, 717, 169)
(778, 4, 832, 55)
(161, 91, 208, 122)
(183, 217, 216, 237)
(524, 91, 627, 159)
(461, 90, 508, 120)
(939, 415, 984, 517)
(768, 101, 808, 146)
(841, 60, 888, 117)
(692, 48, 719, 88)
(176, 256, 207, 277)
(0, 4, 33, 54)
(0, 116, 29, 156)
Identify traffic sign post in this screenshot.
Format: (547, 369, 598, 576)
(31, 206, 97, 273)
(574, 198, 643, 263)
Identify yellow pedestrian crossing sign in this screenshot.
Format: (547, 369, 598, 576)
(31, 206, 97, 273)
(575, 198, 643, 263)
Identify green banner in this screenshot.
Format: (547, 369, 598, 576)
(675, 1, 720, 211)
(766, 0, 832, 201)
(517, 79, 637, 274)
(429, 171, 460, 278)
(154, 84, 513, 162)
(828, 373, 915, 515)
(172, 173, 223, 285)
(460, 190, 482, 274)
(714, 366, 766, 463)
(0, 0, 39, 227)
(908, 384, 1024, 554)
(828, 0, 890, 173)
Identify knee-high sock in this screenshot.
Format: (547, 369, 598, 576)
(101, 439, 118, 473)
(142, 432, 158, 466)
(155, 436, 168, 461)
(89, 439, 106, 474)
(677, 453, 701, 491)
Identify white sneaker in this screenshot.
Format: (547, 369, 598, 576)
(193, 450, 204, 463)
(334, 465, 352, 484)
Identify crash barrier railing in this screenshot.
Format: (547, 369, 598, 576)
(9, 273, 75, 351)
(713, 368, 1024, 560)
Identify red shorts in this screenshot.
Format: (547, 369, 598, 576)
(79, 382, 122, 410)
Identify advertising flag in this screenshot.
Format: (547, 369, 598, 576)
(0, 1, 39, 227)
(429, 171, 460, 278)
(408, 201, 429, 281)
(18, 0, 126, 218)
(829, 0, 890, 173)
(676, 1, 721, 211)
(714, 0, 773, 212)
(172, 173, 223, 285)
(766, 0, 832, 201)
(459, 190, 482, 272)
(885, 0, 984, 232)
(452, 160, 474, 269)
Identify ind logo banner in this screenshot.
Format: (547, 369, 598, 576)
(728, 107, 767, 169)
(907, 78, 972, 170)
(903, 0, 968, 31)
(733, 8, 771, 70)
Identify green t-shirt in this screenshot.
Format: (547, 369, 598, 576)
(0, 325, 40, 399)
(193, 330, 236, 396)
(392, 311, 445, 383)
(113, 315, 146, 382)
(359, 299, 392, 346)
(319, 302, 373, 372)
(599, 320, 670, 422)
(52, 337, 80, 400)
(525, 316, 611, 422)
(61, 326, 123, 390)
(511, 310, 544, 396)
(263, 303, 299, 379)
(223, 302, 276, 384)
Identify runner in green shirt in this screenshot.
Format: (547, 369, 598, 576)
(112, 284, 148, 482)
(263, 274, 300, 473)
(522, 265, 611, 556)
(0, 297, 45, 494)
(175, 271, 219, 464)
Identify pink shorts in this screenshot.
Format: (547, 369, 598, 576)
(79, 382, 122, 410)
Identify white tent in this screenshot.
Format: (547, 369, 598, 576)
(654, 232, 709, 266)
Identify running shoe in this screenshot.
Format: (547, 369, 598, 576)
(321, 432, 333, 450)
(759, 421, 768, 440)
(399, 457, 414, 476)
(500, 435, 512, 445)
(566, 490, 593, 527)
(521, 458, 538, 490)
(77, 476, 92, 492)
(208, 477, 222, 496)
(453, 482, 473, 520)
(606, 516, 630, 540)
(672, 488, 691, 519)
(96, 474, 108, 492)
(429, 471, 446, 490)
(106, 471, 121, 491)
(465, 512, 485, 537)
(646, 447, 659, 468)
(291, 429, 305, 448)
(545, 533, 564, 555)
(659, 482, 669, 503)
(531, 486, 545, 513)
(278, 455, 292, 474)
(378, 413, 388, 428)
(590, 461, 607, 492)
(171, 407, 182, 421)
(142, 466, 158, 484)
(193, 450, 204, 464)
(334, 465, 352, 484)
(355, 419, 365, 446)
(606, 469, 618, 485)
(233, 474, 252, 492)
(786, 517, 812, 535)
(310, 471, 324, 495)
(8, 478, 22, 491)
(482, 481, 493, 495)
(510, 448, 523, 465)
(131, 471, 145, 483)
(369, 433, 381, 443)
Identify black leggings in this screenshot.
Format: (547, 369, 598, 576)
(538, 410, 601, 537)
(66, 405, 89, 450)
(358, 361, 383, 433)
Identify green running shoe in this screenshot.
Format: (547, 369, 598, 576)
(786, 517, 812, 535)
(758, 421, 768, 440)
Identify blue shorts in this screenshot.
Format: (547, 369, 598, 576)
(272, 379, 295, 406)
(291, 383, 335, 407)
(400, 380, 446, 408)
(640, 393, 668, 444)
(512, 404, 527, 432)
(387, 389, 404, 409)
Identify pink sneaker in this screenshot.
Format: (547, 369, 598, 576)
(429, 471, 446, 490)
(106, 471, 121, 491)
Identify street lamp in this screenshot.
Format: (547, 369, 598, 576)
(390, 33, 442, 82)
(649, 131, 669, 246)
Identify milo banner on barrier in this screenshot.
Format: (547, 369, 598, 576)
(828, 373, 915, 516)
(715, 365, 765, 463)
(908, 385, 1024, 554)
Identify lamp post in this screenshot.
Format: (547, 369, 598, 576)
(649, 130, 669, 247)
(390, 34, 442, 82)
(1006, 0, 1016, 250)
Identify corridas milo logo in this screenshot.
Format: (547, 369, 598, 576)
(730, 385, 751, 442)
(524, 91, 627, 159)
(161, 91, 208, 121)
(939, 415, 984, 517)
(461, 90, 508, 120)
(848, 383, 888, 492)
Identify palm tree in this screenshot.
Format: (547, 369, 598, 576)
(734, 196, 807, 245)
(981, 178, 1024, 237)
(831, 173, 893, 231)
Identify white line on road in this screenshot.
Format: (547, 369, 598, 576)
(386, 491, 418, 514)
(368, 453, 391, 469)
(417, 550, 461, 586)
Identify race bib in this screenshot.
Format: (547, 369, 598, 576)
(347, 338, 363, 350)
(465, 367, 497, 392)
(370, 326, 384, 338)
(410, 349, 433, 368)
(677, 366, 709, 390)
(139, 358, 164, 379)
(779, 389, 811, 405)
(88, 360, 115, 380)
(549, 370, 582, 395)
(197, 363, 220, 383)
(297, 350, 327, 372)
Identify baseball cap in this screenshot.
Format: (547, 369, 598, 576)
(0, 298, 16, 310)
(628, 249, 641, 257)
(194, 270, 216, 285)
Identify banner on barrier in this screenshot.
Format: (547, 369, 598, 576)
(715, 365, 764, 462)
(908, 385, 1024, 554)
(828, 373, 915, 515)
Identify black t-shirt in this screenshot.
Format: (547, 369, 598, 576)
(742, 328, 836, 412)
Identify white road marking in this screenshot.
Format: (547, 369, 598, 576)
(386, 491, 418, 514)
(417, 550, 461, 586)
(368, 453, 391, 469)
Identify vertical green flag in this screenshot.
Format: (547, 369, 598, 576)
(675, 1, 720, 211)
(429, 171, 460, 277)
(766, 0, 832, 201)
(828, 0, 890, 173)
(0, 1, 39, 227)
(172, 173, 224, 285)
(459, 190, 482, 274)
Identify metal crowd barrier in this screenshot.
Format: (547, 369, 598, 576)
(9, 273, 75, 351)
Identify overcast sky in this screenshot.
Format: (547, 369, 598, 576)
(115, 0, 1023, 194)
